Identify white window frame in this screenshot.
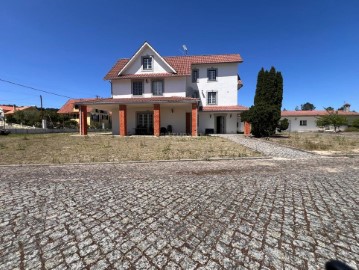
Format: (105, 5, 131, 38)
(207, 91, 217, 105)
(142, 56, 153, 70)
(300, 120, 307, 126)
(152, 80, 164, 96)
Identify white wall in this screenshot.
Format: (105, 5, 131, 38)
(112, 77, 187, 98)
(112, 107, 119, 135)
(123, 47, 173, 75)
(198, 111, 239, 134)
(125, 104, 192, 135)
(188, 63, 239, 106)
(160, 105, 191, 134)
(284, 116, 320, 132)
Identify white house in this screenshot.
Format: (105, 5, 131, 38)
(281, 106, 359, 132)
(77, 42, 247, 136)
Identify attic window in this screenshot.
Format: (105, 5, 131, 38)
(74, 105, 79, 109)
(142, 56, 153, 70)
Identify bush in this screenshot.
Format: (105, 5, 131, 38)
(277, 118, 289, 132)
(352, 118, 359, 128)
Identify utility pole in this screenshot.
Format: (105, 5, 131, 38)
(40, 95, 46, 129)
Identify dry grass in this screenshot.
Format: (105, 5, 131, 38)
(0, 133, 259, 165)
(268, 132, 359, 154)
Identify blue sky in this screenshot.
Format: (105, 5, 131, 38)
(1, 0, 358, 111)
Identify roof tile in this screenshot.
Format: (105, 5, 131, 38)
(104, 54, 243, 80)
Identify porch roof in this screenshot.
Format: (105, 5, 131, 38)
(76, 96, 199, 106)
(201, 105, 248, 112)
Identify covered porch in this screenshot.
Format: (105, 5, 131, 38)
(76, 97, 199, 136)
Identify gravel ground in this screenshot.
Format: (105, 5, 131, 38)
(217, 134, 317, 159)
(1, 157, 358, 269)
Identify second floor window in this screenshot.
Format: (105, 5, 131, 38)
(207, 91, 217, 105)
(207, 68, 217, 81)
(192, 69, 199, 83)
(132, 81, 143, 95)
(142, 56, 152, 70)
(152, 80, 163, 96)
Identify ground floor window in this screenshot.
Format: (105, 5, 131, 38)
(300, 120, 307, 126)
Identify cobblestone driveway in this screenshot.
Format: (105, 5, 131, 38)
(1, 157, 358, 269)
(217, 135, 316, 159)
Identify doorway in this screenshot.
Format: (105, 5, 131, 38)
(216, 116, 225, 134)
(186, 112, 191, 134)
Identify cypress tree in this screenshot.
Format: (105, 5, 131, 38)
(242, 67, 284, 137)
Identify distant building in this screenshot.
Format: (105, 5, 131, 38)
(281, 105, 359, 132)
(58, 99, 111, 129)
(0, 105, 36, 116)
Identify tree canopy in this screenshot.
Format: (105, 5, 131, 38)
(241, 67, 283, 137)
(316, 110, 348, 132)
(301, 102, 316, 111)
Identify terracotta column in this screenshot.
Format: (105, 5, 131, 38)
(119, 105, 127, 136)
(191, 103, 198, 136)
(244, 121, 251, 136)
(80, 105, 88, 135)
(153, 104, 160, 137)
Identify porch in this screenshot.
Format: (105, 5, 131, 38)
(76, 97, 199, 136)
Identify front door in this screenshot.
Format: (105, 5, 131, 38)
(216, 116, 225, 134)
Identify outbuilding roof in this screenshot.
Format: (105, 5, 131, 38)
(281, 110, 359, 117)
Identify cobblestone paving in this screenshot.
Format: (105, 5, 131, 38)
(1, 157, 358, 269)
(217, 134, 316, 159)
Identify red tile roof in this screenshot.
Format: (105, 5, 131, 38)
(58, 98, 100, 114)
(104, 54, 243, 80)
(76, 96, 199, 105)
(281, 110, 359, 117)
(0, 105, 15, 112)
(201, 105, 248, 112)
(1, 106, 35, 115)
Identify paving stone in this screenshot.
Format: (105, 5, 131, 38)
(1, 157, 358, 269)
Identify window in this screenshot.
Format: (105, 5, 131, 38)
(132, 81, 143, 95)
(207, 68, 217, 81)
(137, 112, 153, 128)
(192, 69, 199, 83)
(142, 56, 152, 70)
(300, 120, 307, 126)
(152, 80, 164, 96)
(207, 91, 217, 105)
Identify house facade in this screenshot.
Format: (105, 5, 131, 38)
(76, 42, 247, 136)
(281, 107, 359, 132)
(58, 99, 111, 129)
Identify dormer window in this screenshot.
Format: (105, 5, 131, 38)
(142, 56, 153, 70)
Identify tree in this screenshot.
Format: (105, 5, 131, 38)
(277, 118, 289, 132)
(301, 102, 316, 111)
(324, 106, 334, 111)
(352, 118, 359, 128)
(316, 111, 348, 132)
(241, 67, 283, 137)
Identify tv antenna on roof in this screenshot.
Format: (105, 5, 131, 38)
(182, 45, 188, 55)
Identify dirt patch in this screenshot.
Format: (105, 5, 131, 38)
(267, 132, 359, 154)
(0, 133, 260, 165)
